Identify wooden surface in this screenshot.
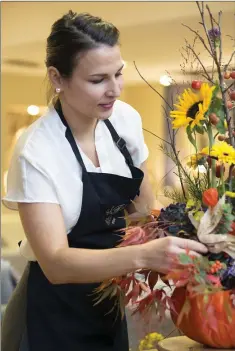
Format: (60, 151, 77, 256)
(157, 336, 234, 351)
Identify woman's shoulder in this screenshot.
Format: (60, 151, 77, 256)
(15, 107, 65, 160)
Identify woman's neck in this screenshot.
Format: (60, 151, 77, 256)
(59, 100, 97, 141)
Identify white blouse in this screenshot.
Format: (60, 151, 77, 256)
(3, 100, 148, 260)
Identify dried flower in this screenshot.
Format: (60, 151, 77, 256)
(208, 27, 221, 48)
(208, 27, 221, 39)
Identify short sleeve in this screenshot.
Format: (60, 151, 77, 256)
(2, 155, 59, 210)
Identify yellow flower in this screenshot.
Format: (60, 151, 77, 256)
(186, 153, 205, 169)
(170, 83, 216, 129)
(225, 191, 235, 198)
(139, 332, 164, 350)
(201, 142, 235, 165)
(147, 332, 164, 342)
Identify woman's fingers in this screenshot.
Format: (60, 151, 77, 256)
(175, 238, 208, 254)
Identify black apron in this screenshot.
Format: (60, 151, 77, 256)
(26, 103, 144, 351)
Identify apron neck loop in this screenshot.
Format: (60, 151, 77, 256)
(103, 120, 134, 167)
(54, 100, 87, 172)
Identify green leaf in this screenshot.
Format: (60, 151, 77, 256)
(179, 253, 193, 265)
(206, 93, 226, 134)
(206, 93, 221, 117)
(215, 107, 226, 134)
(186, 125, 197, 148)
(212, 83, 220, 98)
(195, 125, 205, 134)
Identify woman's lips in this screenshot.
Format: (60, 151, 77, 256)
(99, 101, 115, 110)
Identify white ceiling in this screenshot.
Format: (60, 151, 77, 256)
(2, 1, 235, 83)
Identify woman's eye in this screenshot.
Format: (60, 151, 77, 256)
(90, 79, 104, 84)
(90, 72, 123, 85)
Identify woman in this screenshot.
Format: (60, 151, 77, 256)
(2, 11, 207, 351)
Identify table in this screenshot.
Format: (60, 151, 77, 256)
(157, 336, 234, 351)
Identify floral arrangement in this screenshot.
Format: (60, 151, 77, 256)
(95, 2, 235, 349)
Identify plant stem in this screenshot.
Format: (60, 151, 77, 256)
(207, 123, 216, 188)
(220, 165, 225, 194)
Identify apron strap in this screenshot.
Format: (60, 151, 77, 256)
(104, 119, 134, 167)
(55, 101, 87, 171)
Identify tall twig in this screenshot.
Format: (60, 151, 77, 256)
(142, 128, 171, 146)
(224, 51, 235, 72)
(186, 44, 214, 84)
(182, 23, 212, 57)
(133, 61, 173, 111)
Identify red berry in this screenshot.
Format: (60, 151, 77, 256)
(191, 80, 202, 90)
(224, 72, 231, 79)
(230, 71, 235, 79)
(209, 113, 219, 125)
(218, 135, 226, 141)
(229, 91, 235, 101)
(227, 101, 233, 109)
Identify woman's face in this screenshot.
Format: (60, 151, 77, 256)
(58, 44, 124, 120)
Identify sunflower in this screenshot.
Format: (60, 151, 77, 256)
(170, 83, 216, 129)
(201, 142, 235, 165)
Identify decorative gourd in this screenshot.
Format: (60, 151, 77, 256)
(171, 287, 235, 349)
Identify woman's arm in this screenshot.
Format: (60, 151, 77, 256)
(18, 202, 143, 284)
(18, 202, 207, 285)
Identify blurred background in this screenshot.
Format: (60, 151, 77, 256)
(1, 1, 235, 343)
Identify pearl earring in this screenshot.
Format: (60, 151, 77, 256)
(55, 88, 61, 94)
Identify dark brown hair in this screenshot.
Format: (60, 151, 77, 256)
(46, 11, 119, 78)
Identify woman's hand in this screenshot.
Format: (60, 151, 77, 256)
(139, 236, 208, 274)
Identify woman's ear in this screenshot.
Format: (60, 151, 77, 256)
(47, 66, 63, 92)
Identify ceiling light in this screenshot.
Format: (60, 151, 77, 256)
(27, 105, 39, 116)
(159, 75, 172, 86)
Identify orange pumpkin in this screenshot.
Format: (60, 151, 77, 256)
(171, 287, 235, 349)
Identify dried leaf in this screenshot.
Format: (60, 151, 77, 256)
(148, 271, 160, 290)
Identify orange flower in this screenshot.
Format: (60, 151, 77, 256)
(202, 188, 219, 207)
